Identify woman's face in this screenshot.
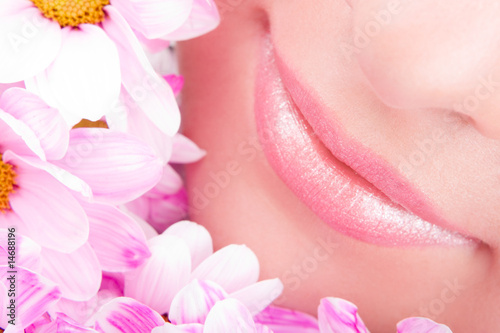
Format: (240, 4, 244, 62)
(178, 1, 500, 331)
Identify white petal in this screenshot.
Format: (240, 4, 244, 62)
(165, 221, 213, 269)
(318, 298, 370, 333)
(102, 7, 180, 136)
(41, 243, 102, 301)
(0, 87, 70, 160)
(91, 297, 164, 333)
(25, 25, 121, 126)
(124, 235, 191, 314)
(229, 279, 284, 316)
(110, 0, 193, 39)
(191, 244, 259, 293)
(169, 279, 227, 325)
(162, 0, 220, 41)
(0, 8, 61, 83)
(204, 299, 257, 333)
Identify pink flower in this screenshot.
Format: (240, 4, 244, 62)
(317, 298, 369, 333)
(123, 221, 284, 318)
(0, 0, 218, 131)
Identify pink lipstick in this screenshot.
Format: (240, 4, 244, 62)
(254, 40, 473, 246)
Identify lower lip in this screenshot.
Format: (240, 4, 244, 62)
(254, 41, 471, 247)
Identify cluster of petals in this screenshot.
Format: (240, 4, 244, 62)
(0, 0, 220, 137)
(0, 87, 164, 331)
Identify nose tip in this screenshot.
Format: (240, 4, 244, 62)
(351, 0, 500, 140)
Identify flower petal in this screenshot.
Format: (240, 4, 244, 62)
(0, 8, 61, 83)
(229, 279, 284, 316)
(161, 0, 220, 41)
(254, 306, 319, 333)
(25, 25, 121, 126)
(397, 317, 453, 333)
(318, 298, 370, 333)
(41, 243, 101, 301)
(91, 297, 164, 333)
(126, 210, 159, 239)
(164, 75, 184, 96)
(124, 234, 191, 314)
(256, 324, 274, 333)
(4, 150, 92, 198)
(0, 230, 41, 272)
(204, 298, 256, 333)
(152, 323, 185, 333)
(0, 107, 45, 160)
(82, 201, 151, 272)
(102, 7, 180, 136)
(165, 221, 213, 270)
(7, 157, 89, 253)
(191, 244, 259, 293)
(170, 134, 206, 164)
(147, 189, 189, 231)
(0, 87, 69, 159)
(169, 279, 227, 325)
(55, 128, 163, 204)
(0, 266, 61, 329)
(110, 0, 193, 39)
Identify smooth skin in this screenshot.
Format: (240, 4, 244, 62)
(179, 1, 500, 331)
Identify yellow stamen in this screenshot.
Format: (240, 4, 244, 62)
(73, 119, 109, 129)
(31, 0, 110, 27)
(0, 154, 16, 213)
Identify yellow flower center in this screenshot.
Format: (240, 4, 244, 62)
(0, 154, 17, 213)
(31, 0, 110, 27)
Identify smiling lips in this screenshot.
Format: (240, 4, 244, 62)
(254, 40, 473, 247)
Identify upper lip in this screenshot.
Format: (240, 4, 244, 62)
(271, 51, 476, 242)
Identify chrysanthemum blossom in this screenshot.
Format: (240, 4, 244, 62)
(0, 0, 218, 130)
(123, 221, 284, 318)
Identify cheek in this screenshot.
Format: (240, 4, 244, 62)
(353, 0, 500, 115)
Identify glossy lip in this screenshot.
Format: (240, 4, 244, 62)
(255, 39, 474, 246)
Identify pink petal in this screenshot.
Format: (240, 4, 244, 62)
(126, 210, 159, 239)
(109, 88, 173, 163)
(204, 298, 256, 333)
(91, 297, 164, 333)
(256, 324, 274, 333)
(165, 221, 213, 270)
(135, 31, 170, 53)
(41, 243, 101, 301)
(147, 189, 189, 231)
(0, 280, 7, 328)
(170, 134, 206, 164)
(0, 8, 61, 83)
(102, 7, 180, 136)
(0, 230, 41, 272)
(55, 128, 163, 205)
(164, 75, 184, 96)
(7, 157, 89, 253)
(191, 244, 259, 293)
(0, 87, 69, 159)
(229, 279, 284, 316)
(318, 298, 370, 333)
(162, 0, 220, 41)
(110, 0, 193, 39)
(53, 314, 99, 332)
(254, 306, 319, 333)
(3, 150, 92, 198)
(82, 201, 151, 272)
(397, 318, 453, 333)
(150, 165, 183, 196)
(25, 25, 120, 126)
(0, 82, 25, 96)
(0, 108, 45, 160)
(0, 266, 61, 329)
(169, 279, 228, 325)
(124, 235, 191, 314)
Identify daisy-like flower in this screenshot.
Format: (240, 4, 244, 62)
(0, 0, 219, 132)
